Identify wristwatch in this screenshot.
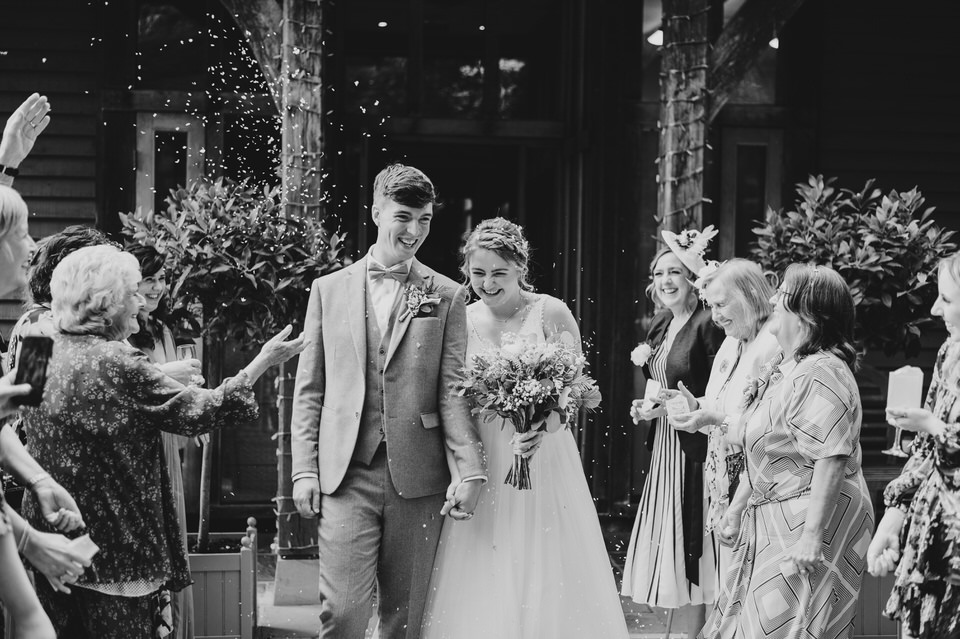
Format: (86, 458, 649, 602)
(0, 164, 19, 177)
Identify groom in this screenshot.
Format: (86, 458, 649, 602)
(291, 163, 487, 639)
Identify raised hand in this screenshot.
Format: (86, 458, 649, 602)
(0, 93, 51, 169)
(243, 325, 309, 383)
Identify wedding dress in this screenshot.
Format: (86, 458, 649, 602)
(421, 294, 629, 639)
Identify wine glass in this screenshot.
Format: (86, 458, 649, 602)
(881, 425, 910, 458)
(175, 344, 197, 361)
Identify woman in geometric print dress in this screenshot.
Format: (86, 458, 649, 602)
(701, 264, 874, 639)
(622, 233, 724, 638)
(868, 251, 960, 639)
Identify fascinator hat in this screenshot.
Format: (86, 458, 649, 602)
(661, 225, 721, 290)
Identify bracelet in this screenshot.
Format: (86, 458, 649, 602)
(26, 471, 51, 488)
(0, 164, 19, 177)
(17, 521, 33, 555)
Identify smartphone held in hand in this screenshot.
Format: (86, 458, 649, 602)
(12, 335, 53, 407)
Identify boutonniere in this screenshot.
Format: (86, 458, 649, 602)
(752, 353, 785, 404)
(630, 342, 652, 367)
(399, 278, 442, 321)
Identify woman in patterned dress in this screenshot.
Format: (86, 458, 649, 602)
(868, 251, 960, 639)
(128, 243, 200, 639)
(701, 264, 874, 639)
(21, 245, 304, 638)
(622, 230, 724, 638)
(667, 259, 780, 597)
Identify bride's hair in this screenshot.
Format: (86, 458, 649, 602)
(459, 217, 535, 293)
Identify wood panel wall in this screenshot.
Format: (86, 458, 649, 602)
(0, 1, 103, 328)
(816, 0, 960, 225)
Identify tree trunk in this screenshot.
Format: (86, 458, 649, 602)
(658, 0, 715, 234)
(222, 0, 325, 556)
(197, 333, 225, 551)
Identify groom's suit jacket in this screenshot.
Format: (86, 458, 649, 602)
(290, 256, 485, 499)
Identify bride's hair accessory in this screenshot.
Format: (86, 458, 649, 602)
(459, 217, 535, 292)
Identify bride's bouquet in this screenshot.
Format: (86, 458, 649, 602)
(453, 331, 602, 489)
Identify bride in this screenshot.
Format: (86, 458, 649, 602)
(421, 217, 628, 639)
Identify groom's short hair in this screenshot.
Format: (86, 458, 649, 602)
(373, 163, 437, 209)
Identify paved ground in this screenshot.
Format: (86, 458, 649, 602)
(254, 513, 698, 638)
(255, 561, 696, 639)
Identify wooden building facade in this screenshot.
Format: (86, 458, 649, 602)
(2, 0, 960, 524)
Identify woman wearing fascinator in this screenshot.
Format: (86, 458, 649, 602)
(622, 226, 724, 637)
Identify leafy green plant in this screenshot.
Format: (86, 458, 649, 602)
(751, 175, 955, 357)
(120, 177, 344, 346)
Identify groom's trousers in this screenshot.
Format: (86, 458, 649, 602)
(317, 445, 445, 639)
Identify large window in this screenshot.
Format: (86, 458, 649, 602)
(341, 0, 562, 120)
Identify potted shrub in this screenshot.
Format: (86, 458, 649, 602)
(120, 176, 343, 547)
(751, 174, 955, 359)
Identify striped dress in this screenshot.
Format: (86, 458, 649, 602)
(622, 337, 716, 608)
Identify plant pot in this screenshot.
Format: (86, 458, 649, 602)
(188, 517, 258, 639)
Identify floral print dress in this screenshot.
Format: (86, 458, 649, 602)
(883, 339, 960, 638)
(21, 333, 258, 594)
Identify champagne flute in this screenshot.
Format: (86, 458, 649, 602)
(176, 344, 197, 361)
(882, 366, 922, 459)
(175, 343, 202, 387)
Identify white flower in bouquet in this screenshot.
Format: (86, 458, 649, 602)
(631, 342, 652, 367)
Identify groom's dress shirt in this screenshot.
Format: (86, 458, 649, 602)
(367, 253, 413, 334)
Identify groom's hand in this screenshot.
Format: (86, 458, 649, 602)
(293, 477, 321, 518)
(444, 480, 481, 521)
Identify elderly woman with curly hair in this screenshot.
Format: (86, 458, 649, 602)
(21, 244, 305, 638)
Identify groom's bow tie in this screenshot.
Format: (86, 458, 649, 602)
(369, 263, 410, 283)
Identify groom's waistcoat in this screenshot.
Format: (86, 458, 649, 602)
(354, 286, 391, 464)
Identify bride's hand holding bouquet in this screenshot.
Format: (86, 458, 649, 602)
(453, 330, 601, 489)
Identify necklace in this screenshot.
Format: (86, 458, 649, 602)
(491, 296, 526, 324)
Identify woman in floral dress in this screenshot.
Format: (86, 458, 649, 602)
(21, 245, 304, 638)
(869, 251, 960, 639)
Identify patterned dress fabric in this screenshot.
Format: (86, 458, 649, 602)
(422, 295, 629, 639)
(883, 339, 960, 639)
(701, 352, 874, 639)
(20, 332, 257, 636)
(623, 335, 716, 608)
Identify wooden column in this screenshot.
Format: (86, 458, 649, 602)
(658, 0, 713, 233)
(276, 0, 324, 556)
(221, 0, 325, 557)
